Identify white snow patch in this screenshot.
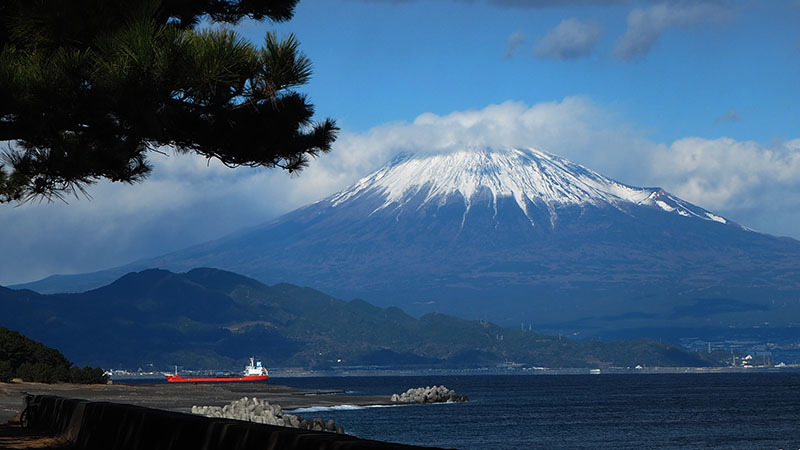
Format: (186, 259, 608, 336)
(705, 212, 727, 224)
(655, 200, 675, 212)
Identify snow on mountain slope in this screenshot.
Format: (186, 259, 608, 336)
(330, 147, 733, 228)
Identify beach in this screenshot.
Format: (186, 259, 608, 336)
(0, 380, 391, 424)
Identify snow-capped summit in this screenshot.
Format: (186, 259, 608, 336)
(330, 147, 731, 228)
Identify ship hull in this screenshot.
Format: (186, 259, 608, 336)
(165, 375, 269, 383)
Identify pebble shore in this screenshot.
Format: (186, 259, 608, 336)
(0, 381, 390, 424)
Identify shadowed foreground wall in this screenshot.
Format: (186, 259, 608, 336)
(29, 395, 443, 450)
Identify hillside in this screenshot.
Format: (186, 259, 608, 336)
(0, 327, 106, 383)
(1, 268, 726, 369)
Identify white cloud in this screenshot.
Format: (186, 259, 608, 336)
(534, 18, 604, 60)
(0, 152, 320, 285)
(504, 30, 526, 59)
(649, 137, 800, 214)
(320, 97, 656, 185)
(3, 99, 800, 285)
(614, 2, 734, 61)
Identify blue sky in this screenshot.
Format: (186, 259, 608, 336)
(1, 0, 799, 285)
(262, 0, 799, 142)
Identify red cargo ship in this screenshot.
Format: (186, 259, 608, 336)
(165, 357, 269, 383)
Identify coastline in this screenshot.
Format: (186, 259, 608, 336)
(268, 364, 800, 377)
(4, 365, 797, 422)
(113, 364, 800, 382)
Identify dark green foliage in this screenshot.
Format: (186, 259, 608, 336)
(69, 366, 108, 384)
(15, 362, 70, 384)
(0, 360, 12, 381)
(0, 0, 336, 202)
(0, 326, 108, 383)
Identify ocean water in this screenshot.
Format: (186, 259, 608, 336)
(273, 373, 800, 449)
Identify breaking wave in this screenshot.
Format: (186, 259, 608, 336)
(286, 404, 399, 414)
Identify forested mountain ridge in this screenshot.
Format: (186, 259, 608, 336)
(1, 268, 727, 369)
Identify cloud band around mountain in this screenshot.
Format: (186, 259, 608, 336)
(2, 98, 798, 285)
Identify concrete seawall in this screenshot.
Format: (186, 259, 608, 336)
(29, 395, 444, 449)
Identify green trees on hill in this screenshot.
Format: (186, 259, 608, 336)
(0, 0, 336, 202)
(0, 327, 107, 384)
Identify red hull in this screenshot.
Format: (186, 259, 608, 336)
(165, 374, 269, 383)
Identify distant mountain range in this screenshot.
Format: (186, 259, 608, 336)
(12, 147, 800, 341)
(0, 268, 726, 369)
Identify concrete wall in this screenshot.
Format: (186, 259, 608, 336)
(30, 395, 443, 450)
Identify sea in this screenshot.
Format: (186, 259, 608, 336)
(271, 373, 800, 449)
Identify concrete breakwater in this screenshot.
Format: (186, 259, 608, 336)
(391, 386, 468, 404)
(24, 394, 446, 449)
(192, 396, 344, 434)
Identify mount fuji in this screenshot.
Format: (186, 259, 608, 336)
(15, 147, 800, 337)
